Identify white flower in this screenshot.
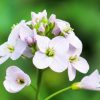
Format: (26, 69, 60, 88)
(0, 39, 26, 64)
(33, 35, 69, 72)
(31, 10, 47, 26)
(66, 46, 89, 81)
(3, 66, 31, 93)
(72, 70, 100, 91)
(52, 19, 72, 36)
(66, 32, 83, 56)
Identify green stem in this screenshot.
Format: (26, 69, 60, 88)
(35, 69, 43, 100)
(45, 86, 71, 100)
(30, 84, 37, 92)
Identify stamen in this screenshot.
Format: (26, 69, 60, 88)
(46, 48, 55, 57)
(7, 44, 14, 53)
(69, 55, 79, 63)
(16, 78, 25, 85)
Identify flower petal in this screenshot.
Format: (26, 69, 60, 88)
(33, 51, 53, 69)
(3, 80, 17, 93)
(3, 66, 31, 93)
(66, 32, 82, 55)
(0, 42, 9, 56)
(36, 35, 50, 52)
(11, 39, 27, 60)
(8, 21, 25, 44)
(23, 47, 33, 58)
(72, 57, 89, 73)
(80, 70, 100, 90)
(0, 55, 9, 64)
(68, 63, 76, 81)
(49, 36, 69, 55)
(50, 55, 67, 72)
(19, 23, 34, 42)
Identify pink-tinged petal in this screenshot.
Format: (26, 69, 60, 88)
(49, 36, 69, 55)
(50, 55, 67, 73)
(23, 47, 33, 58)
(52, 19, 70, 35)
(67, 44, 77, 56)
(36, 35, 50, 52)
(80, 70, 100, 91)
(49, 14, 56, 24)
(11, 39, 27, 60)
(38, 23, 45, 32)
(66, 32, 82, 55)
(33, 51, 53, 69)
(72, 57, 89, 73)
(3, 66, 31, 93)
(19, 23, 34, 42)
(68, 63, 76, 81)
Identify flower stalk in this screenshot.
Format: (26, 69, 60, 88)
(35, 69, 43, 100)
(45, 86, 71, 100)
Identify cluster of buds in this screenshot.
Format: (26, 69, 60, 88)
(0, 10, 100, 94)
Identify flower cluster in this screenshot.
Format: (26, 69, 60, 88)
(0, 10, 100, 95)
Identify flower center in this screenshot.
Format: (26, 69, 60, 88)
(69, 55, 78, 63)
(7, 44, 14, 53)
(16, 78, 25, 85)
(46, 48, 55, 57)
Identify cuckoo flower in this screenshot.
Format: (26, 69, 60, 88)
(3, 66, 31, 93)
(33, 35, 68, 72)
(52, 19, 73, 36)
(66, 43, 89, 81)
(0, 39, 26, 64)
(72, 70, 100, 91)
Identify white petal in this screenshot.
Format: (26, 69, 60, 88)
(0, 42, 9, 56)
(50, 55, 67, 72)
(0, 55, 9, 64)
(80, 76, 100, 91)
(36, 35, 50, 52)
(49, 36, 69, 55)
(90, 70, 100, 78)
(72, 57, 89, 73)
(33, 51, 53, 69)
(8, 21, 25, 43)
(11, 39, 27, 60)
(66, 32, 82, 55)
(68, 63, 76, 81)
(3, 80, 17, 93)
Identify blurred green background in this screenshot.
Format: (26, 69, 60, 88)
(0, 0, 100, 100)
